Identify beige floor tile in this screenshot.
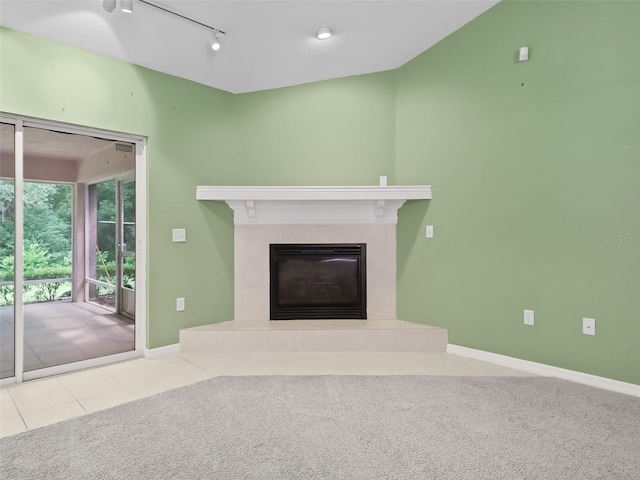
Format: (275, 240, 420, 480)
(7, 377, 64, 400)
(0, 415, 27, 438)
(0, 399, 20, 420)
(21, 401, 86, 430)
(122, 366, 212, 399)
(78, 389, 137, 413)
(58, 369, 128, 399)
(12, 386, 77, 415)
(0, 388, 13, 403)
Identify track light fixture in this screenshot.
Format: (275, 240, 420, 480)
(211, 30, 225, 51)
(121, 0, 133, 14)
(103, 0, 227, 52)
(103, 0, 117, 13)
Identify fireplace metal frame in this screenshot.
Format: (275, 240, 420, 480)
(270, 243, 367, 320)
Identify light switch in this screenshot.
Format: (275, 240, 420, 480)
(583, 317, 595, 336)
(172, 228, 186, 242)
(426, 225, 434, 239)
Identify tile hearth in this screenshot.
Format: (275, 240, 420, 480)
(180, 320, 448, 353)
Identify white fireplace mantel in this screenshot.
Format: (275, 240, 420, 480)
(196, 185, 432, 225)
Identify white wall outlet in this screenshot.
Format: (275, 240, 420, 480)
(426, 225, 434, 239)
(524, 309, 534, 326)
(583, 317, 595, 336)
(172, 228, 186, 242)
(176, 297, 185, 312)
(519, 46, 529, 63)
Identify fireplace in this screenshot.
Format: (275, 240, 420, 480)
(270, 243, 367, 320)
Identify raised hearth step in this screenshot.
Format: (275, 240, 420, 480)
(180, 320, 447, 353)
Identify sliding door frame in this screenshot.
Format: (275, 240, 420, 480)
(0, 112, 147, 385)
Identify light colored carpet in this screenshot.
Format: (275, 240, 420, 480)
(1, 376, 639, 479)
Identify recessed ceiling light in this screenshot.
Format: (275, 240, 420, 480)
(315, 26, 333, 40)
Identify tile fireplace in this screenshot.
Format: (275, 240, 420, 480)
(196, 184, 432, 323)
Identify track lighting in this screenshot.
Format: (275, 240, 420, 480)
(315, 26, 333, 40)
(103, 0, 116, 13)
(103, 0, 227, 52)
(121, 0, 133, 14)
(211, 30, 226, 51)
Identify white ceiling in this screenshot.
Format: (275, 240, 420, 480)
(0, 0, 499, 94)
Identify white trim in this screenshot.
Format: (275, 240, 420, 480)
(14, 121, 24, 382)
(0, 278, 73, 287)
(2, 113, 146, 146)
(197, 185, 431, 225)
(196, 185, 432, 201)
(447, 344, 640, 398)
(0, 376, 17, 387)
(135, 140, 147, 355)
(144, 343, 181, 358)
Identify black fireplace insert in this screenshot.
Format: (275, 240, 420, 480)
(270, 243, 367, 320)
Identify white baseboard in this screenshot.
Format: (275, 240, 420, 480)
(447, 344, 640, 398)
(144, 343, 181, 358)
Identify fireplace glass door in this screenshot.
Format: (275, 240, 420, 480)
(270, 244, 366, 320)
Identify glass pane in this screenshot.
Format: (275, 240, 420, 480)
(22, 178, 74, 372)
(122, 255, 135, 290)
(0, 122, 15, 379)
(97, 180, 117, 283)
(122, 180, 135, 254)
(87, 180, 117, 286)
(22, 182, 73, 304)
(87, 281, 116, 310)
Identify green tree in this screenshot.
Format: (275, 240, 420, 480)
(0, 180, 72, 271)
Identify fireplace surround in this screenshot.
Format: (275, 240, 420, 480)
(270, 243, 367, 320)
(196, 184, 431, 323)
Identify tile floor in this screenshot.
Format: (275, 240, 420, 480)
(0, 301, 135, 378)
(0, 351, 535, 438)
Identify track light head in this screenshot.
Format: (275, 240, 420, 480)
(103, 0, 117, 13)
(211, 30, 225, 51)
(121, 0, 133, 14)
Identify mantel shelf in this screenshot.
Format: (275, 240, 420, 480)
(196, 185, 432, 225)
(196, 185, 431, 202)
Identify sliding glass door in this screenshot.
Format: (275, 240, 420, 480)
(1, 114, 145, 383)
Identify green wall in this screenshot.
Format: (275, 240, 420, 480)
(395, 0, 640, 384)
(2, 0, 638, 385)
(234, 72, 397, 186)
(0, 27, 397, 349)
(0, 27, 240, 348)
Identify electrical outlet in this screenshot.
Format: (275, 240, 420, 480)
(172, 228, 186, 242)
(176, 297, 185, 312)
(524, 309, 534, 326)
(583, 317, 595, 336)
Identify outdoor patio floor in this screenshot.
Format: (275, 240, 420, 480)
(0, 301, 135, 379)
